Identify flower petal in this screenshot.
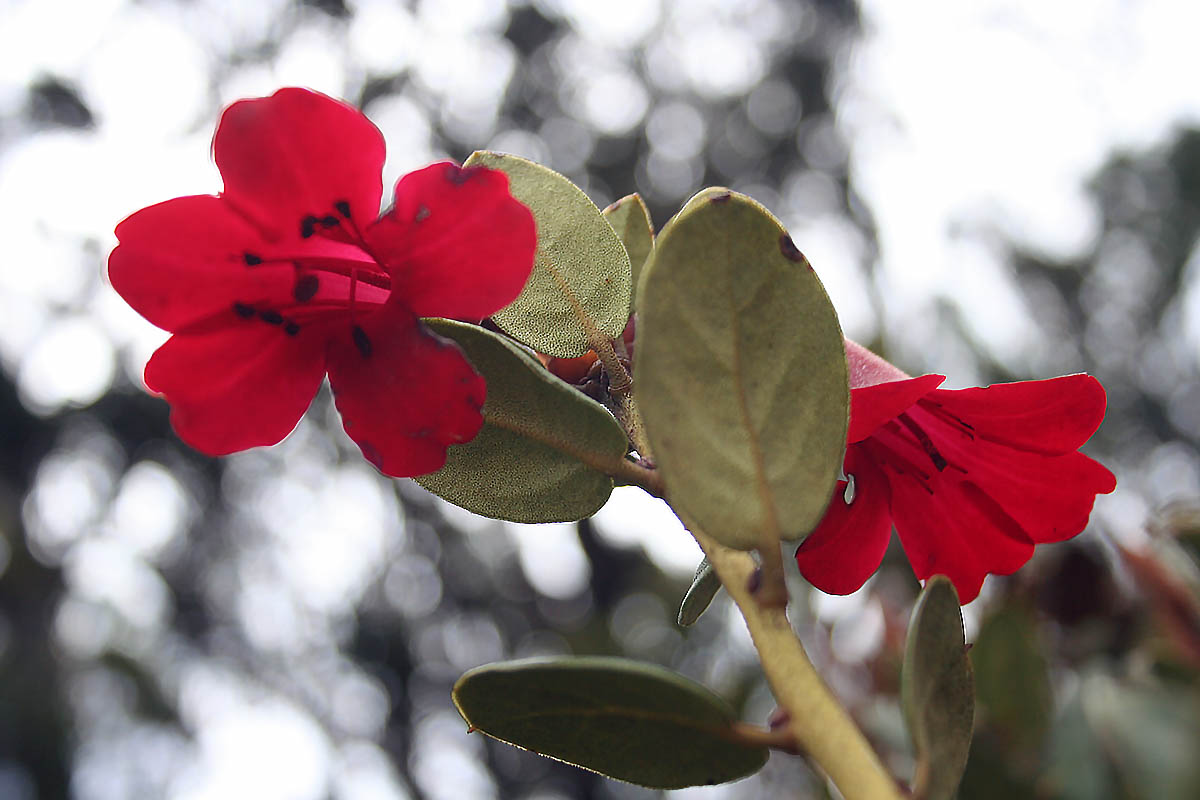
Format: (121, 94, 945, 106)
(326, 300, 485, 478)
(794, 446, 894, 595)
(914, 408, 1116, 545)
(144, 322, 328, 455)
(366, 162, 537, 320)
(882, 445, 1037, 603)
(214, 88, 385, 238)
(928, 374, 1108, 455)
(848, 373, 945, 442)
(109, 195, 296, 332)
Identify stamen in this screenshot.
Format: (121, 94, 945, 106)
(243, 252, 263, 266)
(232, 302, 255, 319)
(352, 325, 372, 358)
(897, 413, 948, 472)
(259, 310, 284, 325)
(284, 321, 300, 336)
(293, 274, 320, 302)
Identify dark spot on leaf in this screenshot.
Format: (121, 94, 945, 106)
(300, 215, 318, 238)
(232, 302, 255, 319)
(334, 200, 351, 218)
(259, 310, 283, 325)
(443, 163, 483, 185)
(415, 204, 431, 222)
(243, 252, 263, 266)
(352, 325, 372, 358)
(746, 567, 762, 595)
(293, 274, 320, 302)
(709, 192, 732, 204)
(284, 321, 300, 336)
(779, 234, 806, 263)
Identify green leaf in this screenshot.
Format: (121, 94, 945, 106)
(603, 193, 654, 309)
(677, 557, 722, 627)
(902, 576, 975, 800)
(634, 188, 848, 549)
(453, 656, 768, 789)
(415, 320, 628, 523)
(464, 151, 631, 358)
(971, 604, 1051, 750)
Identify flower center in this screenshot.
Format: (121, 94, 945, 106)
(230, 199, 392, 343)
(866, 401, 973, 494)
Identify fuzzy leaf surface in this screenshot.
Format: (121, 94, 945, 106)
(635, 188, 848, 549)
(464, 151, 631, 357)
(416, 320, 628, 522)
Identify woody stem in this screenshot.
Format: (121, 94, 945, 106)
(689, 525, 903, 800)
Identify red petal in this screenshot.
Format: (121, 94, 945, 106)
(881, 442, 1037, 603)
(214, 88, 385, 238)
(325, 300, 485, 477)
(794, 446, 894, 595)
(848, 373, 945, 442)
(912, 405, 1116, 545)
(928, 374, 1108, 455)
(109, 196, 295, 332)
(144, 323, 328, 455)
(366, 163, 537, 320)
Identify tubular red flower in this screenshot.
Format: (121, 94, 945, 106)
(794, 340, 1116, 603)
(108, 88, 537, 476)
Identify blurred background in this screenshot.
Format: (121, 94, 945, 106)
(2, 0, 1200, 797)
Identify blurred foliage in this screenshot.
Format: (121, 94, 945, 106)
(2, 0, 1200, 798)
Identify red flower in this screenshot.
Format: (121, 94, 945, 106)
(794, 340, 1116, 603)
(108, 88, 536, 477)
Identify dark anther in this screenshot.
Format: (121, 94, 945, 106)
(779, 234, 806, 263)
(300, 215, 319, 238)
(334, 200, 351, 218)
(415, 204, 431, 222)
(232, 302, 255, 319)
(259, 310, 284, 325)
(284, 321, 300, 336)
(242, 252, 263, 266)
(710, 191, 732, 204)
(293, 274, 320, 302)
(320, 214, 340, 228)
(352, 325, 372, 358)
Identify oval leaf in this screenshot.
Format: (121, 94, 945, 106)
(634, 188, 848, 549)
(464, 151, 631, 358)
(677, 557, 722, 627)
(416, 320, 628, 522)
(603, 193, 654, 308)
(453, 657, 768, 789)
(901, 576, 975, 800)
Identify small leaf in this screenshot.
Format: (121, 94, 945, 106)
(416, 320, 628, 523)
(453, 657, 768, 789)
(634, 188, 848, 549)
(677, 557, 722, 626)
(603, 193, 654, 308)
(464, 151, 631, 358)
(902, 575, 975, 800)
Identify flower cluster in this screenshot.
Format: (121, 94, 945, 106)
(109, 89, 536, 477)
(795, 340, 1116, 602)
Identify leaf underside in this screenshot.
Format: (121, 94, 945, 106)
(465, 151, 631, 358)
(416, 320, 628, 523)
(902, 575, 976, 800)
(634, 188, 848, 549)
